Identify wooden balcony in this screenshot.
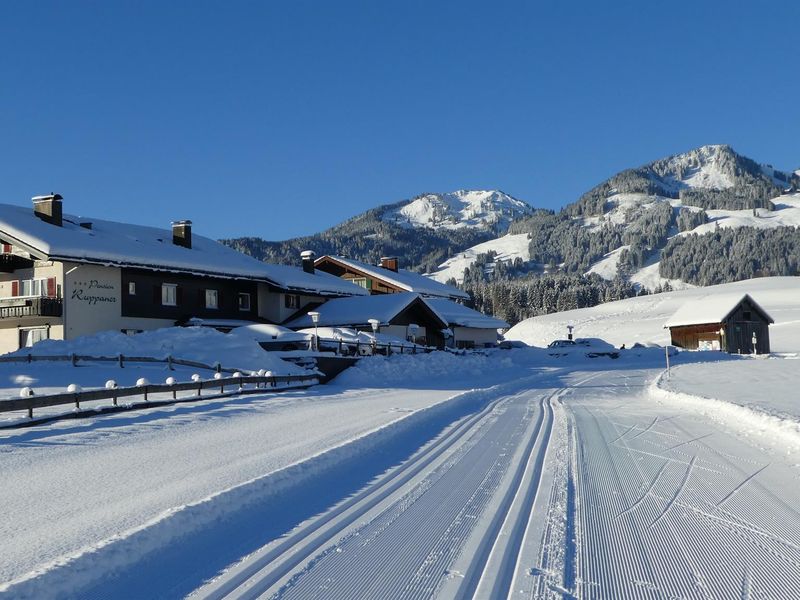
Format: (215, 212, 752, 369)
(0, 297, 63, 319)
(0, 253, 34, 273)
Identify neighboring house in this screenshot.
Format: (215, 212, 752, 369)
(0, 195, 366, 352)
(314, 255, 470, 302)
(284, 292, 450, 349)
(664, 293, 774, 354)
(423, 297, 508, 349)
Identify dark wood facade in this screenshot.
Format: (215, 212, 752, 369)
(314, 256, 404, 295)
(668, 296, 772, 354)
(120, 268, 260, 323)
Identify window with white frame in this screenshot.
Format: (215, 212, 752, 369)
(162, 283, 177, 306)
(238, 292, 251, 311)
(205, 289, 219, 309)
(284, 294, 300, 309)
(19, 278, 46, 297)
(128, 281, 136, 295)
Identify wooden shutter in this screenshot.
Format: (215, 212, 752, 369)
(153, 284, 161, 304)
(176, 286, 183, 305)
(2, 244, 11, 254)
(11, 281, 19, 296)
(198, 289, 205, 307)
(46, 277, 56, 298)
(218, 290, 224, 308)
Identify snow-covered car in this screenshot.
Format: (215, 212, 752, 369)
(229, 324, 313, 351)
(548, 337, 620, 359)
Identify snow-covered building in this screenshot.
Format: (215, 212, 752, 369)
(664, 293, 773, 354)
(284, 292, 450, 349)
(0, 195, 366, 352)
(314, 255, 470, 302)
(423, 298, 508, 349)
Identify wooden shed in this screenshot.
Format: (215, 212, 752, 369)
(664, 293, 774, 354)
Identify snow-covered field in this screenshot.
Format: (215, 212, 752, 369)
(506, 276, 800, 352)
(3, 276, 800, 599)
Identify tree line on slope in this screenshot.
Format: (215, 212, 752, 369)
(659, 226, 800, 286)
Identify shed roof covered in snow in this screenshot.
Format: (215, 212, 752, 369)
(423, 298, 509, 329)
(0, 202, 367, 297)
(664, 293, 775, 328)
(314, 255, 470, 301)
(284, 292, 448, 330)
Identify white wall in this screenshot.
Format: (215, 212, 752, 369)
(453, 326, 498, 347)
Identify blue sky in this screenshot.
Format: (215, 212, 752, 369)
(1, 1, 798, 240)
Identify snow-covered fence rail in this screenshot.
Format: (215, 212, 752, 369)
(0, 373, 319, 420)
(0, 353, 241, 373)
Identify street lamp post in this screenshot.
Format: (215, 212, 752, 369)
(368, 318, 380, 354)
(719, 327, 725, 352)
(752, 332, 758, 355)
(308, 311, 320, 352)
(567, 322, 575, 341)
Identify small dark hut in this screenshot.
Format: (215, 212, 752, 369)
(664, 293, 773, 354)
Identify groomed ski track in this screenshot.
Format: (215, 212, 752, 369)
(197, 368, 800, 600)
(197, 385, 561, 600)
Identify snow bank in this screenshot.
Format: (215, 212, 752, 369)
(651, 359, 800, 452)
(5, 326, 307, 375)
(334, 351, 516, 388)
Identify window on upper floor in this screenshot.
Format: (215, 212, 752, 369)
(238, 292, 251, 311)
(206, 289, 219, 309)
(285, 294, 300, 309)
(162, 283, 177, 306)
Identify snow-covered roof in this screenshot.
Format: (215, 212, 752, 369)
(423, 298, 509, 329)
(0, 203, 367, 297)
(284, 292, 448, 329)
(317, 255, 469, 300)
(664, 293, 774, 328)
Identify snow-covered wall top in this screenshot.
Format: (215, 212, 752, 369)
(382, 190, 533, 232)
(0, 203, 367, 297)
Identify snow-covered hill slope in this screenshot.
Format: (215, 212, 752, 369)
(504, 276, 800, 352)
(382, 190, 533, 232)
(426, 146, 799, 289)
(429, 233, 532, 284)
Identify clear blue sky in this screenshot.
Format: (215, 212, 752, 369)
(1, 1, 797, 240)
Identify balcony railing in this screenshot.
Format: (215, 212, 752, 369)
(0, 297, 63, 319)
(0, 253, 34, 273)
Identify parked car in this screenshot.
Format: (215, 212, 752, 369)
(547, 339, 577, 348)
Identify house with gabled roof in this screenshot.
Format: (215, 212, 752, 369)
(284, 292, 450, 349)
(664, 293, 774, 354)
(423, 297, 509, 349)
(314, 255, 470, 302)
(0, 195, 366, 352)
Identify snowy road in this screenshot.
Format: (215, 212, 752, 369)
(196, 366, 800, 600)
(3, 355, 800, 599)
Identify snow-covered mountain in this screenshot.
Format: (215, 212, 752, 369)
(427, 145, 799, 289)
(382, 190, 533, 232)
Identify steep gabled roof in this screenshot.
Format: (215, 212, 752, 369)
(664, 293, 775, 328)
(315, 255, 470, 301)
(284, 292, 448, 330)
(0, 203, 367, 297)
(423, 298, 509, 329)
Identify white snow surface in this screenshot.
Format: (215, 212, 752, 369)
(382, 190, 532, 232)
(428, 232, 532, 284)
(3, 326, 307, 375)
(0, 203, 367, 297)
(506, 276, 800, 351)
(664, 292, 774, 328)
(319, 255, 469, 300)
(424, 297, 509, 329)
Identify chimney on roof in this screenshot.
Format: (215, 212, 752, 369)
(380, 257, 399, 272)
(172, 220, 192, 249)
(32, 194, 63, 227)
(301, 250, 316, 274)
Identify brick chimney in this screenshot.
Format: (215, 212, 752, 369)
(380, 257, 399, 272)
(172, 220, 192, 249)
(32, 194, 63, 227)
(301, 250, 316, 274)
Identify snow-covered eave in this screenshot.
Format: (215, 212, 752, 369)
(48, 253, 363, 297)
(663, 293, 775, 328)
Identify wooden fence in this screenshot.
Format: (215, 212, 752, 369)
(0, 353, 242, 373)
(0, 372, 319, 420)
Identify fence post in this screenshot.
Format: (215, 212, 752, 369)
(28, 407, 33, 419)
(27, 353, 32, 363)
(71, 353, 77, 367)
(168, 355, 174, 371)
(119, 354, 124, 368)
(75, 395, 80, 410)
